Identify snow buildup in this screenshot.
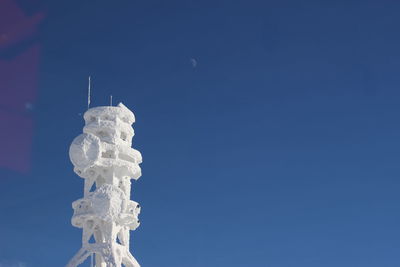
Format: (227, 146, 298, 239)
(67, 103, 142, 267)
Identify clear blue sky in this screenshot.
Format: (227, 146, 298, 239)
(1, 0, 400, 266)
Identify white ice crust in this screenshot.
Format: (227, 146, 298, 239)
(67, 103, 142, 267)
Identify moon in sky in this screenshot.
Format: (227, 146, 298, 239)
(190, 58, 197, 68)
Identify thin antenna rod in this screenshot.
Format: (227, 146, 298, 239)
(110, 95, 113, 106)
(87, 76, 91, 110)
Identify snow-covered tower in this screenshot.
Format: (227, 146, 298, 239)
(67, 103, 142, 267)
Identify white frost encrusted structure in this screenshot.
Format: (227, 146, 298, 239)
(67, 103, 142, 267)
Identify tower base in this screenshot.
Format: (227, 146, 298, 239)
(66, 243, 140, 267)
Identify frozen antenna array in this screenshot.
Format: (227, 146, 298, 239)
(67, 103, 143, 267)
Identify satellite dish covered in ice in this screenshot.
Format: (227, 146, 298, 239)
(69, 133, 101, 170)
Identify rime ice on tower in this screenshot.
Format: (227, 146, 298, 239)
(67, 103, 142, 267)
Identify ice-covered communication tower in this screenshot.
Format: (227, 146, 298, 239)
(67, 103, 142, 267)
